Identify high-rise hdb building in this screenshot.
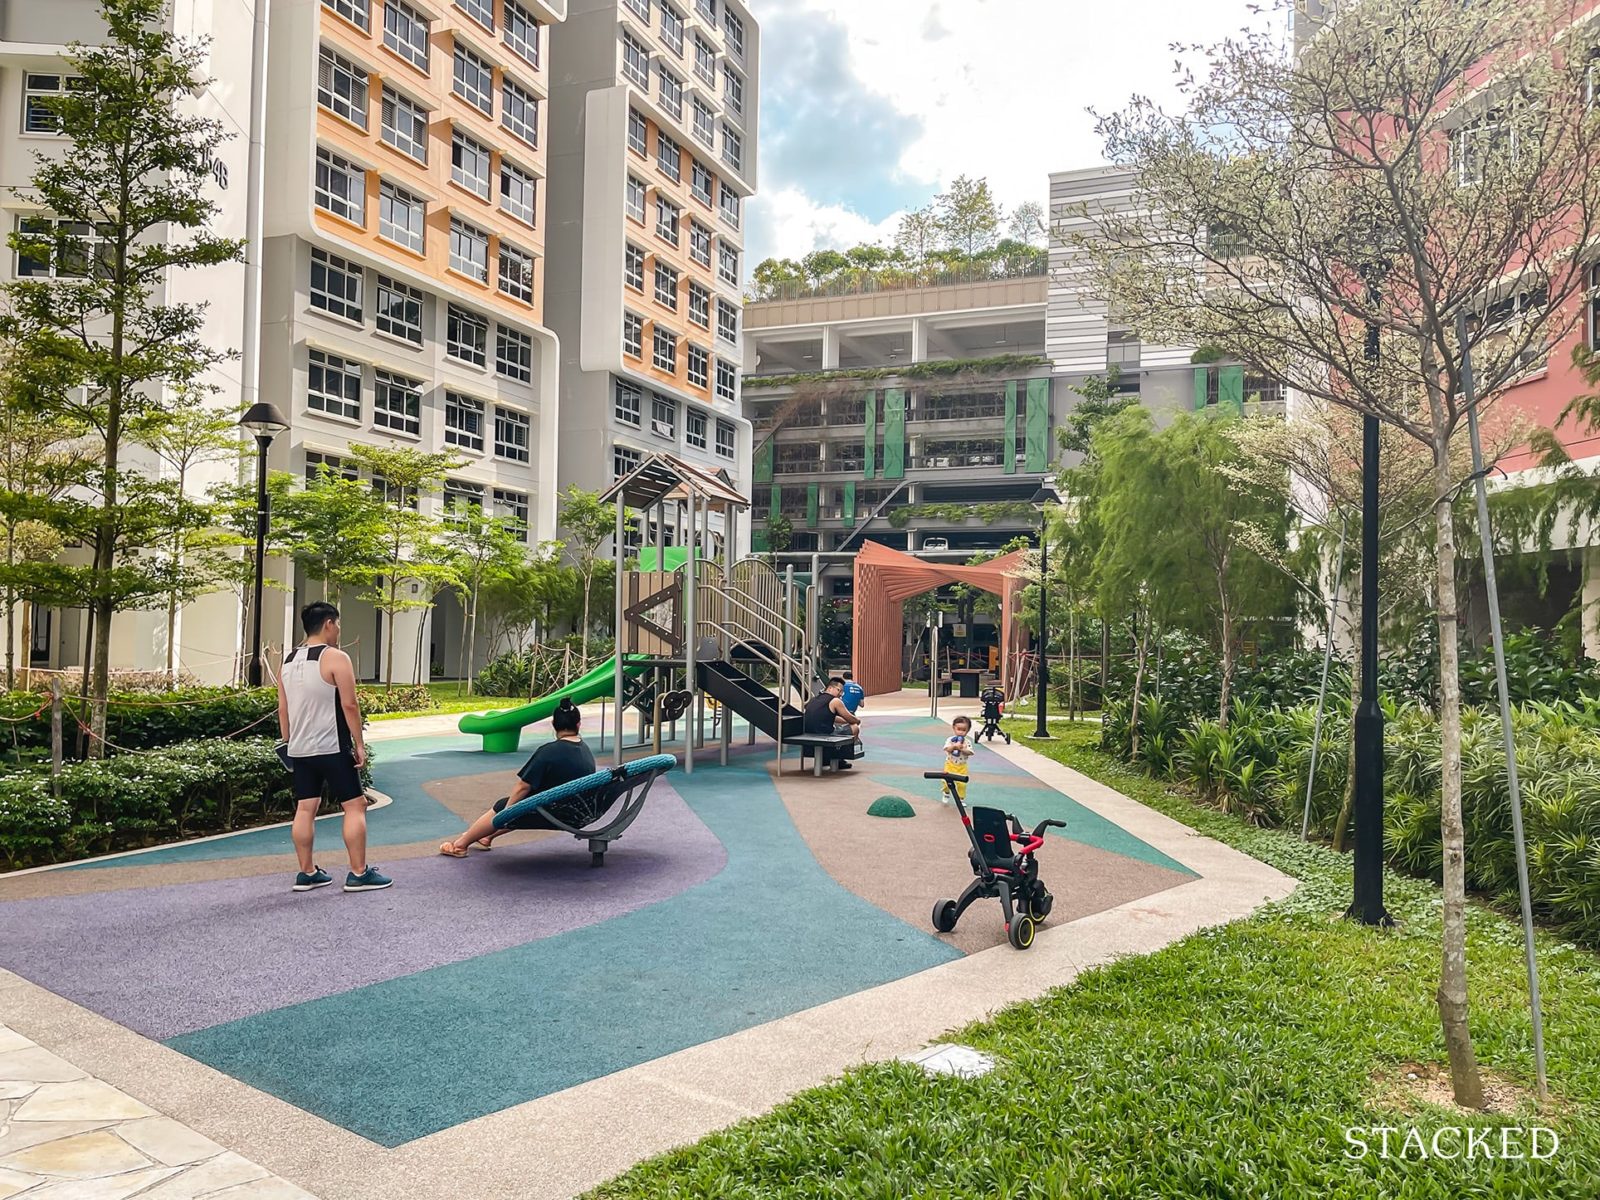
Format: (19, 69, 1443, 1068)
(546, 0, 758, 552)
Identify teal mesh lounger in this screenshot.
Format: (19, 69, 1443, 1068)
(490, 754, 677, 867)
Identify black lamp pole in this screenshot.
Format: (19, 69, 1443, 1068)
(1349, 287, 1393, 926)
(1030, 482, 1057, 740)
(240, 402, 289, 689)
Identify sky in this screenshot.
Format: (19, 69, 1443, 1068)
(745, 0, 1277, 266)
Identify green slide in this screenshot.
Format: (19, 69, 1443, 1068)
(458, 655, 647, 753)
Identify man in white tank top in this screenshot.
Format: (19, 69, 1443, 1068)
(276, 601, 392, 893)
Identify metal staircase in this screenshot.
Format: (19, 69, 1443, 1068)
(835, 480, 907, 552)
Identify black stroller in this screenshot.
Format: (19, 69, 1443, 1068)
(926, 770, 1064, 950)
(975, 685, 1011, 744)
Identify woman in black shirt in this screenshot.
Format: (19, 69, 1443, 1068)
(439, 699, 597, 857)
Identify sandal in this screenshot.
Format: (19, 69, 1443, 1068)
(472, 838, 493, 851)
(438, 840, 469, 858)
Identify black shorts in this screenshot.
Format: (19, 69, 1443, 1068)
(290, 753, 364, 804)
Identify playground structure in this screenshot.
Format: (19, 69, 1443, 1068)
(851, 540, 1031, 697)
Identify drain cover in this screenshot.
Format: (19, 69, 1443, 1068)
(900, 1043, 995, 1079)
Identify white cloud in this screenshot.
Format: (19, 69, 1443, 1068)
(747, 186, 905, 263)
(751, 0, 1278, 258)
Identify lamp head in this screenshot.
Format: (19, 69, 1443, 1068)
(240, 401, 289, 438)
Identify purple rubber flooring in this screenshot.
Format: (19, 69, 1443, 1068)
(0, 782, 725, 1040)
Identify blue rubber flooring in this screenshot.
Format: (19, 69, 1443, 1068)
(165, 755, 963, 1145)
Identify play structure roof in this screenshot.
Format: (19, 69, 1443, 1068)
(601, 454, 750, 512)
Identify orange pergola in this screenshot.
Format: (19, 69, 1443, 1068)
(851, 540, 1031, 697)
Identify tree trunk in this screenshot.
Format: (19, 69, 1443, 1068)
(18, 598, 33, 691)
(1129, 610, 1150, 761)
(5, 526, 15, 689)
(385, 577, 398, 690)
(1434, 445, 1484, 1108)
(464, 584, 479, 696)
(580, 572, 593, 668)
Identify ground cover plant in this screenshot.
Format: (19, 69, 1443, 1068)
(590, 724, 1600, 1200)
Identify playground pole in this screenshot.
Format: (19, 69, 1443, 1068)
(613, 492, 625, 767)
(685, 488, 697, 775)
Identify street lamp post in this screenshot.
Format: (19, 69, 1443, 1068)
(240, 402, 289, 688)
(1028, 480, 1059, 740)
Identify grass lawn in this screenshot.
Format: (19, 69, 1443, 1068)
(367, 681, 517, 721)
(591, 720, 1600, 1199)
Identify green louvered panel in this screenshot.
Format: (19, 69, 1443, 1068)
(884, 388, 906, 479)
(752, 527, 770, 552)
(1004, 381, 1018, 474)
(754, 438, 774, 483)
(1219, 365, 1244, 414)
(863, 390, 877, 479)
(1194, 368, 1209, 410)
(806, 484, 819, 528)
(771, 484, 781, 516)
(842, 481, 856, 524)
(1024, 379, 1050, 473)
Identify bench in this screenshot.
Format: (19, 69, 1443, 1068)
(787, 732, 862, 777)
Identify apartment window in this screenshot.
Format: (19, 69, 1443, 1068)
(654, 261, 679, 309)
(504, 1, 541, 67)
(23, 74, 82, 135)
(375, 275, 424, 344)
(444, 392, 486, 451)
(309, 248, 363, 322)
(1107, 328, 1141, 369)
(723, 10, 744, 57)
(444, 479, 486, 521)
(718, 241, 739, 287)
(614, 444, 643, 479)
(715, 416, 735, 457)
(384, 0, 431, 72)
(623, 311, 644, 358)
(686, 406, 707, 449)
(622, 31, 652, 89)
(716, 297, 738, 344)
(658, 64, 683, 121)
(498, 326, 533, 382)
(656, 196, 681, 246)
(453, 43, 494, 115)
(450, 217, 490, 282)
(718, 183, 740, 229)
(494, 488, 530, 540)
(615, 379, 643, 426)
(495, 406, 531, 462)
(723, 65, 744, 117)
(626, 175, 647, 223)
(305, 451, 356, 483)
(715, 359, 736, 403)
(688, 280, 711, 327)
(373, 369, 423, 436)
(500, 160, 538, 226)
(14, 217, 103, 279)
(688, 220, 711, 266)
(447, 303, 489, 365)
(625, 242, 646, 291)
(692, 97, 715, 146)
(1452, 114, 1510, 187)
(317, 46, 368, 129)
(653, 325, 677, 373)
(456, 0, 493, 29)
(657, 132, 681, 182)
(322, 0, 369, 32)
(660, 3, 685, 55)
(502, 78, 539, 146)
(378, 180, 425, 251)
(623, 0, 652, 20)
(693, 36, 716, 86)
(381, 87, 429, 161)
(691, 160, 713, 206)
(1591, 263, 1600, 352)
(695, 0, 717, 21)
(307, 349, 362, 421)
(451, 129, 492, 198)
(314, 147, 365, 224)
(687, 343, 709, 389)
(498, 241, 536, 303)
(651, 393, 677, 439)
(721, 124, 742, 172)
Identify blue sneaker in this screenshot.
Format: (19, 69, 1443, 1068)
(344, 866, 393, 892)
(293, 866, 333, 892)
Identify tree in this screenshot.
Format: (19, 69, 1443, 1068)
(1058, 368, 1135, 458)
(799, 249, 849, 291)
(894, 206, 940, 274)
(272, 468, 387, 606)
(446, 512, 534, 694)
(1070, 0, 1600, 1105)
(141, 388, 238, 682)
(347, 444, 458, 688)
(2, 0, 243, 747)
(749, 257, 805, 301)
(1008, 201, 1046, 247)
(936, 175, 1004, 259)
(557, 486, 617, 667)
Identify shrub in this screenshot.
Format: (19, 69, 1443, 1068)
(0, 686, 280, 763)
(474, 642, 611, 698)
(355, 684, 433, 715)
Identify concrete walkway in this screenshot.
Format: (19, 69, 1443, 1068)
(0, 718, 1293, 1199)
